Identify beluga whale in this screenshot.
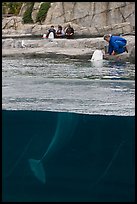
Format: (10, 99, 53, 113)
(28, 112, 79, 184)
(90, 49, 104, 67)
(91, 50, 103, 61)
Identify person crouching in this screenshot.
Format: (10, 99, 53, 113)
(103, 34, 128, 55)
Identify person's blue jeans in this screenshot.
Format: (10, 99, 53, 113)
(115, 41, 127, 54)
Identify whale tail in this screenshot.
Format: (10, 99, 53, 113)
(28, 159, 46, 184)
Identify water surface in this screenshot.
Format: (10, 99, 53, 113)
(2, 56, 135, 115)
(2, 56, 135, 202)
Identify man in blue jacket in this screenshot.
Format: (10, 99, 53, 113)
(104, 34, 128, 55)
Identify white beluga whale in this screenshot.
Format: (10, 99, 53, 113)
(28, 112, 79, 184)
(90, 49, 104, 67)
(4, 112, 78, 183)
(91, 49, 103, 61)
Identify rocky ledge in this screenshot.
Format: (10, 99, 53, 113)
(2, 35, 135, 63)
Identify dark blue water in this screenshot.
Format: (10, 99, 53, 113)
(2, 56, 135, 201)
(2, 110, 135, 202)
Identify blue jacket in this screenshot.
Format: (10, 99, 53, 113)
(108, 35, 127, 55)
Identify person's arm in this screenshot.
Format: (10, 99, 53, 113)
(111, 50, 116, 55)
(108, 44, 113, 55)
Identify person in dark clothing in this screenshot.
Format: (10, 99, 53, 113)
(46, 25, 56, 38)
(65, 24, 74, 39)
(56, 25, 65, 38)
(104, 34, 128, 55)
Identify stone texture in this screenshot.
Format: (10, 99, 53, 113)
(2, 2, 135, 63)
(2, 38, 15, 48)
(2, 17, 22, 30)
(2, 2, 135, 37)
(18, 3, 28, 16)
(2, 21, 134, 38)
(31, 2, 42, 23)
(129, 46, 135, 64)
(44, 2, 135, 29)
(2, 35, 135, 63)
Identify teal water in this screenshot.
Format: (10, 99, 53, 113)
(2, 110, 135, 202)
(2, 56, 135, 201)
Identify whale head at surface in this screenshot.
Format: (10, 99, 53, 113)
(90, 49, 104, 67)
(91, 50, 103, 61)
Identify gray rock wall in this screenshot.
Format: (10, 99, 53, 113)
(45, 2, 135, 29)
(2, 2, 135, 37)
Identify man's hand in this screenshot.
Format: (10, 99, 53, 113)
(103, 53, 110, 59)
(111, 51, 116, 55)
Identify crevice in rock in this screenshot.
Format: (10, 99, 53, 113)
(125, 11, 135, 21)
(2, 18, 13, 29)
(62, 2, 66, 23)
(118, 7, 126, 23)
(106, 2, 110, 26)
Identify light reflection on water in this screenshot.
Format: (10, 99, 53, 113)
(2, 56, 135, 115)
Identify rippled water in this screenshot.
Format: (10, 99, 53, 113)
(2, 56, 135, 115)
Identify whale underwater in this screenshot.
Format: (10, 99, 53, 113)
(3, 111, 130, 192)
(28, 112, 126, 186)
(28, 112, 79, 184)
(4, 112, 79, 184)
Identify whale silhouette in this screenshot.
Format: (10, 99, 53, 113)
(28, 112, 79, 184)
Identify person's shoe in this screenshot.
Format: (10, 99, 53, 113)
(125, 46, 128, 53)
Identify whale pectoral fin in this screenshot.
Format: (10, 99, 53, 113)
(28, 159, 46, 184)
